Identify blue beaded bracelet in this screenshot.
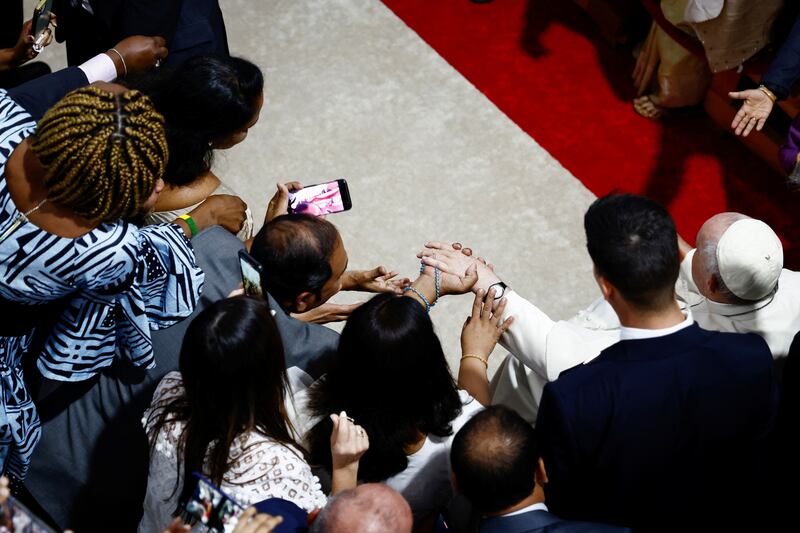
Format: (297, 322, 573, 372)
(403, 286, 431, 313)
(418, 262, 441, 309)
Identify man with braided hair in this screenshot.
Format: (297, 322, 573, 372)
(0, 82, 232, 481)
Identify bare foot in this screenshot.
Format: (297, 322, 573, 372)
(633, 94, 666, 120)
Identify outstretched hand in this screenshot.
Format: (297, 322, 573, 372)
(343, 267, 410, 294)
(461, 289, 513, 359)
(292, 301, 362, 324)
(418, 241, 501, 293)
(729, 89, 775, 137)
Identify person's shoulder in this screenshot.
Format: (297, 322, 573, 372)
(696, 326, 771, 357)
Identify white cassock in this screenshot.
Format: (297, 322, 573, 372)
(491, 249, 800, 424)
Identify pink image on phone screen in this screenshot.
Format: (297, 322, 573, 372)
(290, 182, 344, 216)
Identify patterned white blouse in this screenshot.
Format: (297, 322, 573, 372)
(138, 372, 327, 533)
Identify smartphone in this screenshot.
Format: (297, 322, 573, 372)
(30, 0, 54, 53)
(288, 179, 352, 216)
(0, 492, 57, 533)
(238, 250, 264, 297)
(183, 473, 246, 533)
(30, 0, 54, 37)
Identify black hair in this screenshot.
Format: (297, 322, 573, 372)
(451, 406, 538, 514)
(145, 297, 303, 513)
(584, 193, 679, 309)
(306, 293, 463, 482)
(128, 54, 264, 185)
(249, 214, 339, 308)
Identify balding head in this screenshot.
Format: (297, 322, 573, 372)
(250, 214, 347, 312)
(692, 213, 781, 303)
(450, 406, 541, 514)
(310, 484, 412, 533)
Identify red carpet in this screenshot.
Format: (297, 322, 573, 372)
(382, 0, 800, 267)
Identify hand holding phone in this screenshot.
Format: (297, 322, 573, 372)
(239, 250, 264, 297)
(30, 0, 55, 53)
(184, 473, 246, 533)
(288, 179, 352, 216)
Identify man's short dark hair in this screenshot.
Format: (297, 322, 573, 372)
(250, 214, 339, 306)
(451, 406, 538, 514)
(584, 193, 679, 310)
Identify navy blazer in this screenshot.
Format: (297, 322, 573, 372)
(536, 323, 777, 531)
(7, 67, 87, 121)
(481, 509, 631, 533)
(763, 15, 800, 100)
(53, 0, 227, 66)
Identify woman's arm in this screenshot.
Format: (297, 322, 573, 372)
(458, 289, 513, 405)
(329, 411, 369, 494)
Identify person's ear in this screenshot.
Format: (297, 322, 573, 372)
(293, 291, 319, 313)
(594, 269, 614, 301)
(450, 473, 461, 494)
(535, 457, 548, 486)
(707, 274, 720, 295)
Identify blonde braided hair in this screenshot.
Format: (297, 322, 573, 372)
(29, 85, 169, 222)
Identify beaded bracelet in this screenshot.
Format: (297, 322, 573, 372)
(403, 286, 431, 313)
(418, 262, 441, 308)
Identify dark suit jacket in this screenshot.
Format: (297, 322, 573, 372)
(53, 0, 227, 66)
(481, 509, 631, 533)
(7, 65, 87, 121)
(535, 323, 777, 531)
(763, 15, 800, 100)
(25, 227, 338, 530)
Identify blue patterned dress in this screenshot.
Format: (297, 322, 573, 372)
(0, 91, 204, 478)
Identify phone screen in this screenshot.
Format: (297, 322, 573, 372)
(238, 251, 263, 297)
(184, 473, 246, 533)
(0, 492, 57, 533)
(288, 180, 351, 216)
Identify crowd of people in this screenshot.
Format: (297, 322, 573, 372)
(1, 1, 800, 532)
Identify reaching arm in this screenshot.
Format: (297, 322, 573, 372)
(459, 289, 513, 405)
(329, 412, 369, 494)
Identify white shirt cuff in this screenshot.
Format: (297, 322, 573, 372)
(78, 53, 118, 83)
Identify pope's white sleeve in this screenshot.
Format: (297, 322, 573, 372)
(498, 291, 556, 379)
(680, 249, 702, 295)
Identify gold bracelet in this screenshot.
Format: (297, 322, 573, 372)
(461, 354, 488, 368)
(757, 85, 777, 103)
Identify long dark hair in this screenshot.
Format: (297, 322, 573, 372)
(128, 55, 264, 185)
(146, 297, 301, 510)
(306, 293, 463, 481)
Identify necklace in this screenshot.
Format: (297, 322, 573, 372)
(0, 199, 47, 245)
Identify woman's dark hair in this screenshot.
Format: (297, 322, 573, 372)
(128, 55, 264, 185)
(146, 297, 301, 512)
(306, 293, 463, 482)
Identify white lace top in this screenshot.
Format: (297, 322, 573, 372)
(138, 372, 327, 533)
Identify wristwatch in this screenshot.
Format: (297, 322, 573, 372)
(486, 281, 508, 299)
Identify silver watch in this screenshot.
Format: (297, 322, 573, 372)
(487, 281, 508, 299)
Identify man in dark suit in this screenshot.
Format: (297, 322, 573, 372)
(535, 194, 777, 531)
(52, 0, 227, 66)
(450, 405, 630, 533)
